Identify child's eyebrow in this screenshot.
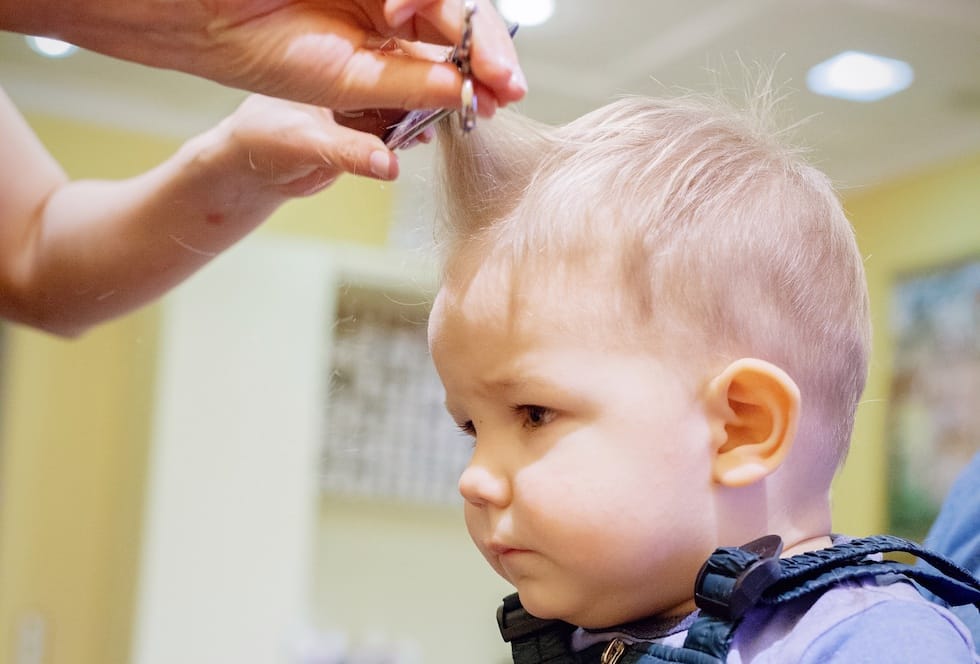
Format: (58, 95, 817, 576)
(481, 375, 571, 397)
(483, 377, 526, 391)
(442, 377, 556, 413)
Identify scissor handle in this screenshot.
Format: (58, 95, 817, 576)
(382, 20, 519, 149)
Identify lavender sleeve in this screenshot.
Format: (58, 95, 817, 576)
(799, 600, 978, 663)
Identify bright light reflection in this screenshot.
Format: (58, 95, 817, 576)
(497, 0, 555, 27)
(807, 50, 913, 102)
(25, 36, 78, 58)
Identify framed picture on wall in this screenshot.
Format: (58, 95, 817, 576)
(886, 258, 980, 541)
(320, 283, 471, 507)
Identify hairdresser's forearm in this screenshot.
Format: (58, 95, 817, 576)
(17, 134, 290, 337)
(0, 0, 207, 72)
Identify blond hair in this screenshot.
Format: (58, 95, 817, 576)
(435, 92, 870, 472)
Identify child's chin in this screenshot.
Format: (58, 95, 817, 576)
(516, 589, 571, 622)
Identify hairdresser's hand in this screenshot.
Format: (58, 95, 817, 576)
(0, 90, 427, 336)
(0, 0, 526, 113)
(200, 94, 415, 193)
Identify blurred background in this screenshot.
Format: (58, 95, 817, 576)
(1, 1, 978, 662)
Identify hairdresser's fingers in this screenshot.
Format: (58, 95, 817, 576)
(394, 37, 452, 63)
(228, 96, 401, 192)
(471, 80, 499, 118)
(393, 38, 498, 118)
(384, 0, 526, 104)
(276, 114, 400, 196)
(205, 12, 445, 112)
(325, 50, 498, 115)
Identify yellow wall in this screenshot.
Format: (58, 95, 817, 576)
(0, 113, 394, 664)
(832, 153, 980, 535)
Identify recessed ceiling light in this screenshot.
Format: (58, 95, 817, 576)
(496, 0, 555, 27)
(25, 36, 78, 58)
(807, 50, 913, 102)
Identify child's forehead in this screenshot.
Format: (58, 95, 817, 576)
(434, 243, 669, 352)
(432, 242, 715, 388)
(441, 244, 618, 309)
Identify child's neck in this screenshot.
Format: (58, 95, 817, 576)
(780, 534, 834, 558)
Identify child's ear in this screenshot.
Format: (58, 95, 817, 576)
(705, 358, 800, 488)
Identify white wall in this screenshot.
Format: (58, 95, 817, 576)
(133, 236, 335, 664)
(132, 236, 514, 664)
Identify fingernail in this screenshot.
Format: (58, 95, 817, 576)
(509, 67, 528, 97)
(478, 93, 498, 118)
(370, 150, 395, 179)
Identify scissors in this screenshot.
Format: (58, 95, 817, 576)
(383, 10, 519, 150)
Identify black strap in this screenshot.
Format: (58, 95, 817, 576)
(683, 534, 980, 659)
(771, 534, 980, 606)
(498, 593, 577, 663)
(502, 534, 980, 663)
(769, 558, 980, 609)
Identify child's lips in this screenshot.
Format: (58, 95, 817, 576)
(488, 540, 529, 556)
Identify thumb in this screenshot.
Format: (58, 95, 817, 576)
(279, 124, 400, 197)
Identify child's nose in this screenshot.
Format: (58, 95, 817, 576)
(458, 455, 511, 508)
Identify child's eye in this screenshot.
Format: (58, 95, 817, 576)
(515, 405, 555, 430)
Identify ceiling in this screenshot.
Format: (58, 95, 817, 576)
(2, 0, 980, 192)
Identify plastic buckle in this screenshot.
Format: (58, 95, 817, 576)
(694, 534, 784, 621)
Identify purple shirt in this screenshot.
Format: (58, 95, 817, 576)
(573, 577, 977, 662)
(730, 577, 977, 663)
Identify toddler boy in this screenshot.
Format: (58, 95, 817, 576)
(427, 94, 979, 662)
